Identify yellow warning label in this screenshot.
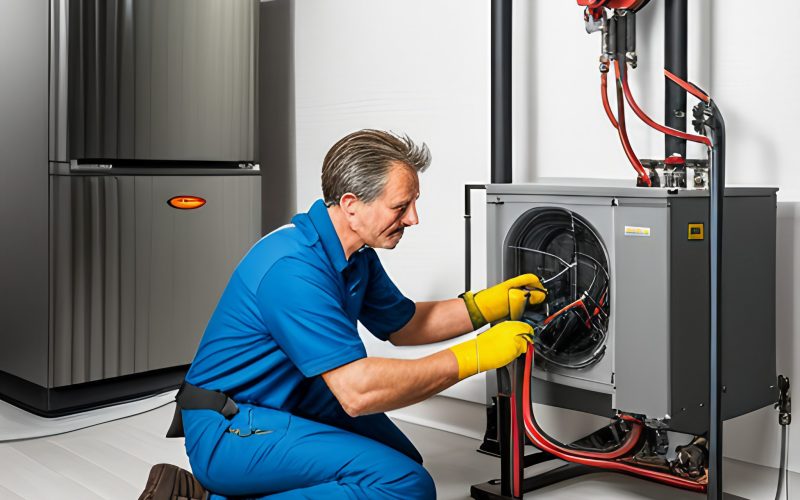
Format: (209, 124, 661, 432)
(624, 226, 651, 237)
(688, 223, 704, 240)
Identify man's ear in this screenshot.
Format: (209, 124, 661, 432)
(339, 193, 360, 217)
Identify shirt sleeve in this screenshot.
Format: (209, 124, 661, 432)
(358, 249, 416, 341)
(257, 257, 367, 377)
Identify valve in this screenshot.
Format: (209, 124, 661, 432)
(776, 375, 791, 426)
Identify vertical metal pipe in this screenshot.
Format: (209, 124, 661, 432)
(608, 16, 617, 58)
(465, 186, 472, 292)
(491, 0, 512, 184)
(625, 11, 637, 69)
(625, 11, 636, 53)
(665, 0, 688, 159)
(614, 12, 627, 73)
(463, 184, 487, 292)
(497, 376, 513, 496)
(706, 103, 726, 500)
(483, 3, 512, 478)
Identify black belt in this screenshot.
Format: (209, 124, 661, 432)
(166, 382, 240, 438)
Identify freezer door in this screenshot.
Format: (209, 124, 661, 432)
(50, 174, 260, 386)
(50, 0, 258, 163)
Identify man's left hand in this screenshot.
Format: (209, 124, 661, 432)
(461, 274, 547, 329)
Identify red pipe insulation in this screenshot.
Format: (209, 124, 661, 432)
(600, 65, 650, 185)
(517, 347, 707, 493)
(664, 68, 710, 103)
(616, 61, 711, 147)
(600, 72, 619, 129)
(612, 71, 651, 186)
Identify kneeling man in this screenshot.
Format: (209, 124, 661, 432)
(173, 130, 545, 499)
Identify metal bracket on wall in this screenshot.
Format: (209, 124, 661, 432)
(464, 184, 488, 292)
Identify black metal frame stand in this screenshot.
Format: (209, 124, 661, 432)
(471, 462, 599, 500)
(471, 360, 602, 499)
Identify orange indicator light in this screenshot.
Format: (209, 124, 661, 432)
(168, 196, 206, 210)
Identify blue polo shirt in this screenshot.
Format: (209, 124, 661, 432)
(185, 199, 416, 415)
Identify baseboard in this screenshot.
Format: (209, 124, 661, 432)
(387, 395, 486, 440)
(0, 365, 187, 417)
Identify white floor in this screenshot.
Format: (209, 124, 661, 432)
(0, 391, 176, 442)
(0, 403, 793, 499)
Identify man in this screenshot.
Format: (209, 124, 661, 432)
(158, 130, 545, 499)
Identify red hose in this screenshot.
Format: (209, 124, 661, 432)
(542, 298, 588, 325)
(664, 68, 710, 103)
(519, 347, 707, 493)
(600, 72, 619, 129)
(612, 66, 651, 186)
(616, 61, 712, 147)
(519, 350, 643, 459)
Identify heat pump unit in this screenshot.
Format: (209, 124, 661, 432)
(485, 180, 776, 434)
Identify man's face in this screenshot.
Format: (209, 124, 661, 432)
(350, 162, 420, 249)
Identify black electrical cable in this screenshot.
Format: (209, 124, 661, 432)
(787, 427, 791, 500)
(775, 425, 789, 500)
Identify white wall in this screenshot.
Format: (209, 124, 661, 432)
(293, 0, 799, 473)
(293, 0, 491, 402)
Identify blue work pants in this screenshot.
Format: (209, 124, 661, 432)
(183, 404, 435, 499)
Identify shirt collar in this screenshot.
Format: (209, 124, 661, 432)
(306, 199, 349, 273)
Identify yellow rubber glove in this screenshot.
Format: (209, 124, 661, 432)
(461, 274, 547, 329)
(449, 321, 534, 380)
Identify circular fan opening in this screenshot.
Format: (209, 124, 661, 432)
(504, 207, 610, 369)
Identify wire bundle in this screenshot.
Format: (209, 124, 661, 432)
(507, 208, 609, 370)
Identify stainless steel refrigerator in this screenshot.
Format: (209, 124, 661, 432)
(0, 0, 261, 415)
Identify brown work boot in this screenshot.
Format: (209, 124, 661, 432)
(139, 463, 209, 500)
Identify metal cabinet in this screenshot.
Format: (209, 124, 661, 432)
(49, 174, 260, 387)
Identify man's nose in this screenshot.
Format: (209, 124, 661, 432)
(402, 200, 419, 226)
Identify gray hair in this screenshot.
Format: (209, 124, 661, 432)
(321, 129, 431, 206)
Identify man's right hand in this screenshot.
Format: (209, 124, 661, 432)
(448, 321, 534, 380)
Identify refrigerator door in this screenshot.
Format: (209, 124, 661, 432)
(50, 173, 260, 386)
(50, 0, 258, 163)
(134, 175, 261, 372)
